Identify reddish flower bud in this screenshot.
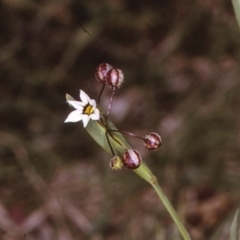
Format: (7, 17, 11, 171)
(122, 149, 142, 170)
(144, 132, 162, 150)
(95, 63, 113, 84)
(106, 68, 124, 88)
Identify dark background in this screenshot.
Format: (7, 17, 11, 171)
(0, 0, 240, 239)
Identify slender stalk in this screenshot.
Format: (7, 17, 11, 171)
(110, 129, 144, 140)
(106, 87, 116, 117)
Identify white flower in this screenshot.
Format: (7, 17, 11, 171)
(64, 90, 100, 127)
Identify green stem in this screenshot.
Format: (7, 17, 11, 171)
(151, 180, 191, 240)
(134, 163, 191, 240)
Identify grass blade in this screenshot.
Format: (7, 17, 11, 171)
(230, 209, 239, 240)
(232, 0, 240, 30)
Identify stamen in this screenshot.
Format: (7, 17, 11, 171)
(84, 104, 94, 115)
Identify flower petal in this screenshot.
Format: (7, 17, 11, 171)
(89, 99, 97, 108)
(67, 100, 84, 110)
(64, 110, 84, 122)
(82, 115, 90, 127)
(80, 90, 90, 105)
(90, 108, 100, 120)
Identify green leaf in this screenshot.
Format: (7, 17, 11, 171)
(85, 117, 155, 183)
(232, 0, 240, 30)
(86, 118, 131, 155)
(230, 209, 239, 240)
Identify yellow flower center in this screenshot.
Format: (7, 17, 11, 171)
(83, 104, 94, 115)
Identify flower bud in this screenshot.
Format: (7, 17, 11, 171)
(122, 149, 142, 170)
(95, 63, 113, 84)
(106, 68, 124, 88)
(143, 132, 162, 150)
(109, 156, 123, 170)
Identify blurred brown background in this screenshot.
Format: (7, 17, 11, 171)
(0, 0, 240, 239)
